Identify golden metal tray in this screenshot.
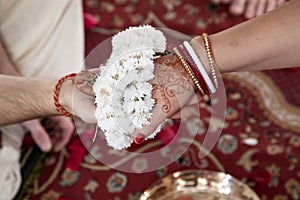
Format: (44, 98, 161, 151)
(139, 170, 260, 200)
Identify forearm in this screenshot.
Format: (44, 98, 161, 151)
(0, 75, 60, 125)
(194, 0, 300, 73)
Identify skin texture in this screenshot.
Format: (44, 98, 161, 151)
(0, 38, 74, 152)
(71, 54, 199, 135)
(22, 117, 73, 152)
(0, 76, 57, 124)
(203, 0, 300, 73)
(65, 54, 201, 143)
(0, 74, 96, 126)
(139, 0, 300, 140)
(136, 53, 197, 138)
(152, 53, 194, 114)
(0, 0, 299, 147)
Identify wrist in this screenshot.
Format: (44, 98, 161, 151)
(191, 36, 222, 73)
(53, 74, 76, 117)
(190, 36, 217, 72)
(59, 79, 74, 114)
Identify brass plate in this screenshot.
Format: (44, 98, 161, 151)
(139, 170, 260, 200)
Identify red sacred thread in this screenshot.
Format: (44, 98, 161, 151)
(53, 73, 77, 117)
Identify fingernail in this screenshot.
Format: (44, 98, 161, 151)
(134, 133, 145, 144)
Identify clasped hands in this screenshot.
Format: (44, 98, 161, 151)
(69, 52, 202, 144)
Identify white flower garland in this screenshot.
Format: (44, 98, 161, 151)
(93, 25, 166, 150)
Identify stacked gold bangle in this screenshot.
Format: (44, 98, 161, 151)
(202, 33, 219, 88)
(173, 47, 205, 96)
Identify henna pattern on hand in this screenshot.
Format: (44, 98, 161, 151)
(152, 83, 170, 113)
(152, 53, 195, 114)
(154, 53, 194, 93)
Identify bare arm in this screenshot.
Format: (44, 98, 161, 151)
(0, 72, 96, 126)
(0, 75, 59, 125)
(137, 0, 300, 139)
(193, 0, 300, 73)
(0, 37, 75, 152)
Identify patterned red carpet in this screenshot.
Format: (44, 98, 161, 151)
(18, 0, 300, 200)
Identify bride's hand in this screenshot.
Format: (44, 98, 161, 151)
(66, 55, 201, 143)
(134, 52, 201, 142)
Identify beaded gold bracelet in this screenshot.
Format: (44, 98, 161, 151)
(53, 73, 77, 117)
(173, 47, 205, 96)
(202, 33, 219, 88)
(178, 44, 209, 95)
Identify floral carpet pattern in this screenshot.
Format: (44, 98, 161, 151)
(18, 0, 300, 200)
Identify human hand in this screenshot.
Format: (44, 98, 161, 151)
(42, 116, 74, 152)
(23, 119, 52, 152)
(72, 69, 100, 123)
(134, 52, 201, 143)
(68, 55, 200, 144)
(59, 69, 99, 124)
(23, 116, 74, 152)
(64, 56, 199, 145)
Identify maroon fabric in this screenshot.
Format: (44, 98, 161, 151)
(22, 1, 300, 200)
(265, 69, 300, 107)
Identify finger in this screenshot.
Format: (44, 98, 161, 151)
(28, 121, 52, 152)
(51, 117, 74, 152)
(171, 105, 198, 119)
(134, 86, 193, 143)
(276, 0, 286, 6)
(256, 0, 267, 16)
(245, 0, 258, 19)
(229, 0, 247, 16)
(52, 128, 73, 152)
(133, 103, 169, 144)
(266, 0, 277, 12)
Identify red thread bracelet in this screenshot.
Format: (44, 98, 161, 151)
(54, 73, 77, 117)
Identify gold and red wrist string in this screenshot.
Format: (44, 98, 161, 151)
(53, 73, 77, 117)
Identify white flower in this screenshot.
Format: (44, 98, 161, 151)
(130, 112, 152, 129)
(109, 25, 166, 61)
(115, 114, 135, 134)
(95, 106, 117, 129)
(104, 131, 133, 150)
(93, 25, 166, 150)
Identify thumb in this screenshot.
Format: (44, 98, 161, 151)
(134, 103, 168, 144)
(26, 121, 52, 152)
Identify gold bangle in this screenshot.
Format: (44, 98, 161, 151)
(202, 33, 219, 88)
(173, 47, 205, 96)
